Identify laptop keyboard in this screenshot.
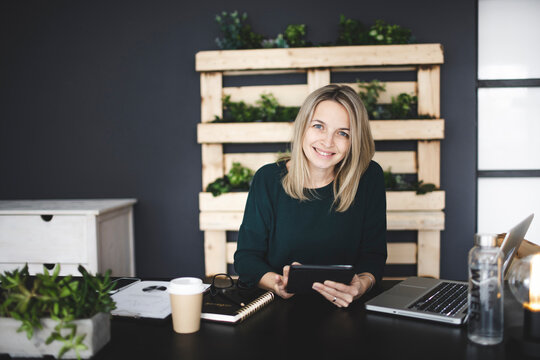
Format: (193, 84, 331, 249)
(408, 282, 468, 316)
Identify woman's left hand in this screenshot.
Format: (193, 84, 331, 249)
(312, 274, 372, 308)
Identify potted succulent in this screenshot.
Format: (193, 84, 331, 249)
(0, 264, 116, 359)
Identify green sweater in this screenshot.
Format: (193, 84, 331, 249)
(234, 160, 387, 287)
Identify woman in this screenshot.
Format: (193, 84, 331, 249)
(234, 84, 387, 307)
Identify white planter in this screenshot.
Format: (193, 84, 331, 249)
(0, 312, 110, 359)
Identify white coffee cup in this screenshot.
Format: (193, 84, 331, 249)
(169, 277, 205, 334)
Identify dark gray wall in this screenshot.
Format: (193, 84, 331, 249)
(0, 0, 476, 280)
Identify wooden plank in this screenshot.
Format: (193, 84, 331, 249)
(417, 140, 441, 187)
(417, 230, 441, 278)
(199, 191, 445, 212)
(387, 243, 417, 264)
(223, 69, 305, 76)
(224, 153, 279, 173)
(386, 191, 445, 211)
(223, 151, 414, 174)
(333, 66, 417, 73)
(201, 144, 224, 190)
(204, 230, 227, 276)
(417, 65, 440, 118)
(199, 192, 248, 212)
(196, 44, 444, 72)
(200, 72, 223, 123)
(386, 211, 445, 231)
(198, 123, 293, 143)
(371, 120, 444, 140)
(374, 151, 416, 173)
(223, 84, 308, 107)
(200, 210, 445, 231)
(225, 241, 417, 265)
(222, 81, 416, 107)
(307, 69, 331, 93)
(197, 120, 444, 143)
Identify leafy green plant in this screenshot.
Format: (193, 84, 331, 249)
(367, 20, 413, 45)
(206, 162, 254, 196)
(215, 11, 263, 49)
(384, 168, 436, 194)
(284, 24, 308, 47)
(336, 15, 369, 45)
(213, 93, 299, 123)
(390, 93, 418, 119)
(357, 80, 386, 119)
(262, 33, 289, 48)
(0, 264, 116, 359)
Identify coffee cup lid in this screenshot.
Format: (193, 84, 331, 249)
(169, 277, 204, 295)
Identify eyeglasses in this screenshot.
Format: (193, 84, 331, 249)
(209, 273, 250, 307)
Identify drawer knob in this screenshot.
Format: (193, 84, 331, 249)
(40, 215, 53, 222)
(44, 263, 56, 270)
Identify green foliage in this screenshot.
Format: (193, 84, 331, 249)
(357, 80, 386, 119)
(368, 20, 413, 45)
(214, 93, 299, 123)
(384, 168, 436, 194)
(214, 12, 415, 49)
(215, 11, 263, 49)
(0, 264, 116, 359)
(206, 162, 254, 197)
(336, 15, 368, 45)
(356, 80, 430, 120)
(390, 93, 418, 119)
(284, 24, 308, 47)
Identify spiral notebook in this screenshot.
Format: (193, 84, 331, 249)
(201, 287, 275, 324)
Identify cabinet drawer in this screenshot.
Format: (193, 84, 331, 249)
(0, 215, 88, 263)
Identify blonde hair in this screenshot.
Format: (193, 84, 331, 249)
(280, 84, 375, 212)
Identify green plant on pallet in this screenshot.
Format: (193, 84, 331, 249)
(215, 11, 263, 49)
(213, 93, 300, 123)
(384, 168, 436, 194)
(215, 12, 414, 50)
(207, 162, 254, 197)
(356, 80, 432, 120)
(0, 264, 116, 359)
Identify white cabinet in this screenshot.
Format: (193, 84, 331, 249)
(0, 199, 136, 276)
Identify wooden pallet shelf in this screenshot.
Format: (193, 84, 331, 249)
(196, 43, 445, 278)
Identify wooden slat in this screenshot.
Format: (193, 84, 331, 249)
(200, 210, 445, 231)
(199, 192, 248, 212)
(386, 191, 445, 211)
(225, 241, 417, 265)
(199, 191, 445, 212)
(224, 153, 279, 173)
(200, 72, 223, 123)
(333, 66, 417, 73)
(386, 211, 445, 231)
(417, 230, 441, 278)
(204, 231, 227, 275)
(417, 140, 441, 187)
(307, 69, 331, 93)
(374, 151, 416, 173)
(201, 144, 224, 190)
(222, 81, 417, 107)
(370, 120, 444, 140)
(196, 44, 444, 72)
(387, 243, 417, 264)
(417, 65, 440, 118)
(223, 84, 308, 107)
(223, 150, 415, 175)
(198, 120, 444, 143)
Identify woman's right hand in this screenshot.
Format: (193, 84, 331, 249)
(273, 264, 295, 299)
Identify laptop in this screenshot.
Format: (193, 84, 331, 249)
(365, 213, 534, 325)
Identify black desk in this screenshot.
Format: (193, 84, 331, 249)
(89, 281, 532, 360)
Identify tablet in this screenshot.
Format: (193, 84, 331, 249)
(286, 264, 355, 294)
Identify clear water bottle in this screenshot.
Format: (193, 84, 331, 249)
(468, 233, 504, 345)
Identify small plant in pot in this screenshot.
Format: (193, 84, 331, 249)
(0, 264, 116, 359)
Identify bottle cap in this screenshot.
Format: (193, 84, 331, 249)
(474, 233, 498, 247)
